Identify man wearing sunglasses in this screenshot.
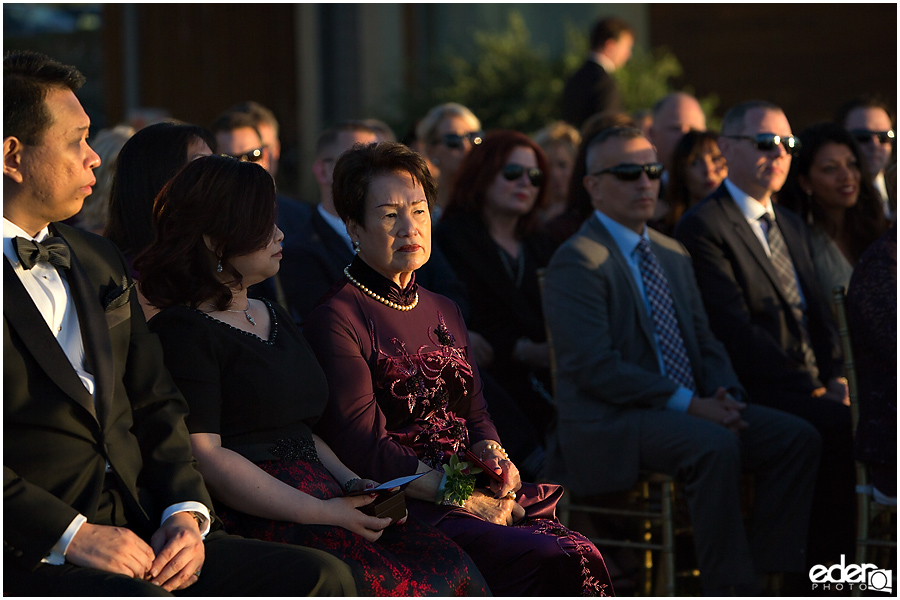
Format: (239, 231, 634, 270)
(836, 96, 896, 219)
(543, 126, 819, 596)
(675, 100, 855, 570)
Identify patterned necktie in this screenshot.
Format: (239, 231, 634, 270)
(635, 238, 696, 391)
(757, 214, 819, 380)
(13, 236, 71, 270)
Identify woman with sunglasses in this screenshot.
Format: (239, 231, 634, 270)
(778, 122, 889, 298)
(653, 130, 728, 235)
(416, 102, 483, 219)
(434, 131, 558, 469)
(304, 141, 613, 596)
(136, 155, 488, 597)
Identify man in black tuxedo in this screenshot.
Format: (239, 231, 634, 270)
(3, 50, 355, 596)
(561, 17, 634, 129)
(674, 100, 855, 567)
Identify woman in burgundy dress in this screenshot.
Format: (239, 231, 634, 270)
(304, 141, 614, 596)
(136, 155, 487, 596)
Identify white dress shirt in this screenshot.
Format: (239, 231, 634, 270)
(3, 218, 210, 564)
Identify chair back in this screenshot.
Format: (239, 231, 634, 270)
(831, 286, 859, 434)
(536, 268, 558, 403)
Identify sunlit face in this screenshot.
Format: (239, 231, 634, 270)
(719, 108, 793, 202)
(185, 137, 213, 162)
(799, 142, 861, 213)
(844, 106, 893, 177)
(227, 225, 284, 289)
(484, 146, 542, 220)
(428, 114, 481, 180)
(544, 143, 575, 202)
(684, 144, 727, 203)
(605, 32, 634, 69)
(650, 95, 706, 169)
(347, 171, 431, 288)
(9, 87, 101, 235)
(215, 126, 272, 173)
(584, 135, 659, 234)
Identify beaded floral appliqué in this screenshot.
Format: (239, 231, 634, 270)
(369, 311, 475, 469)
(532, 519, 609, 597)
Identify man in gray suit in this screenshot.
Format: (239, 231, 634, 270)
(543, 126, 820, 596)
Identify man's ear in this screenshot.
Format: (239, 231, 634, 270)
(3, 136, 25, 183)
(311, 158, 330, 186)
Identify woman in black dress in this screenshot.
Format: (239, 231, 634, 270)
(135, 155, 487, 596)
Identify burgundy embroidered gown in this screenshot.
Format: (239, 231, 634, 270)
(305, 256, 613, 597)
(149, 299, 488, 597)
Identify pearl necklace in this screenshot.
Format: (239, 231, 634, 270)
(344, 266, 418, 311)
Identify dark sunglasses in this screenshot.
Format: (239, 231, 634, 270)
(723, 133, 801, 155)
(437, 131, 484, 149)
(501, 163, 543, 187)
(850, 129, 895, 145)
(591, 162, 664, 181)
(222, 146, 266, 163)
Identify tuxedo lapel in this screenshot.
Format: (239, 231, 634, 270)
(3, 259, 98, 422)
(716, 191, 792, 307)
(586, 216, 657, 349)
(64, 241, 117, 430)
(311, 210, 354, 271)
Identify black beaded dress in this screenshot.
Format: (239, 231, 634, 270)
(149, 299, 487, 596)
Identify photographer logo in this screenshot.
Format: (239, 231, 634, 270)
(809, 555, 892, 593)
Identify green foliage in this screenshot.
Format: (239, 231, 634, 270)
(393, 10, 719, 135)
(432, 11, 571, 134)
(441, 453, 477, 507)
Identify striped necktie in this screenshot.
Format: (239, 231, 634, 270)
(758, 214, 819, 380)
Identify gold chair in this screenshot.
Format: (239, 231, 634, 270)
(831, 285, 896, 595)
(537, 268, 682, 596)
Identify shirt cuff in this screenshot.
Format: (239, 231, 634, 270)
(42, 513, 88, 565)
(162, 502, 211, 538)
(665, 387, 694, 413)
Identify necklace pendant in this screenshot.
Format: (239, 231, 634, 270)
(245, 310, 256, 326)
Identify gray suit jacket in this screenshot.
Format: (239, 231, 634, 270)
(543, 214, 743, 494)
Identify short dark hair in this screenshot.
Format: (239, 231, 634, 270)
(585, 126, 646, 164)
(590, 17, 633, 51)
(720, 100, 782, 136)
(559, 113, 636, 228)
(778, 122, 888, 263)
(332, 141, 436, 227)
(443, 130, 549, 238)
(3, 50, 86, 145)
(105, 121, 217, 260)
(227, 100, 279, 135)
(315, 121, 378, 157)
(209, 110, 263, 139)
(135, 155, 277, 311)
(834, 95, 895, 127)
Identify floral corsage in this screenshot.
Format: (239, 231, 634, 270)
(435, 453, 482, 507)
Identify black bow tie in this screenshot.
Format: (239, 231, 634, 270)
(13, 236, 71, 270)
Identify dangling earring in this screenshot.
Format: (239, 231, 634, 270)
(352, 240, 361, 254)
(216, 259, 223, 273)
